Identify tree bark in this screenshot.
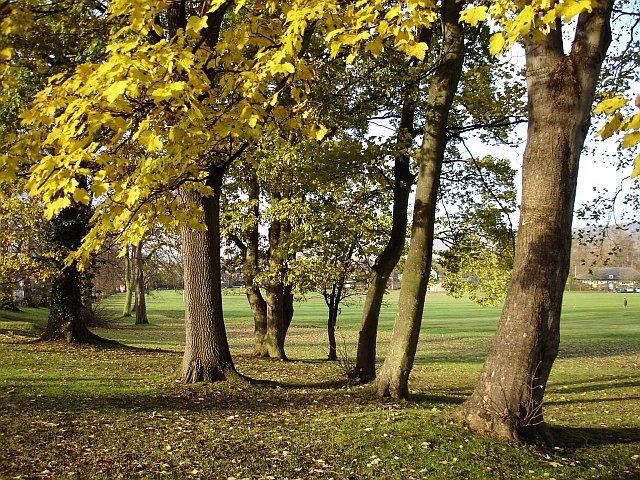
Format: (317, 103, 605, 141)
(134, 241, 148, 325)
(265, 217, 287, 359)
(122, 245, 134, 317)
(376, 0, 464, 398)
(460, 3, 613, 442)
(351, 28, 431, 383)
(180, 168, 236, 383)
(351, 97, 415, 382)
(325, 277, 345, 361)
(41, 201, 95, 343)
(241, 171, 268, 356)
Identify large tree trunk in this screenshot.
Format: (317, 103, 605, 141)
(180, 168, 236, 383)
(460, 4, 613, 442)
(134, 242, 148, 325)
(351, 28, 431, 383)
(376, 0, 464, 398)
(122, 245, 134, 317)
(41, 201, 95, 343)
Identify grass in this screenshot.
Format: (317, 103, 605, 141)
(1, 290, 639, 479)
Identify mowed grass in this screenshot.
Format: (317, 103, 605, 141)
(0, 290, 639, 479)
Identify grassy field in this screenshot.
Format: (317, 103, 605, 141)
(0, 290, 639, 479)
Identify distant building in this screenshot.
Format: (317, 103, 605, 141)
(575, 267, 640, 291)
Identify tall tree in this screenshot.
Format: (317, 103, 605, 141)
(122, 244, 134, 317)
(460, 0, 615, 442)
(376, 0, 466, 398)
(134, 241, 148, 325)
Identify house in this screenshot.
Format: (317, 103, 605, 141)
(575, 267, 640, 290)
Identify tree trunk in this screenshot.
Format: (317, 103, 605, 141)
(460, 4, 613, 442)
(351, 104, 415, 382)
(265, 216, 287, 360)
(122, 245, 134, 317)
(265, 214, 293, 360)
(42, 201, 95, 343)
(242, 171, 268, 356)
(325, 286, 338, 361)
(326, 277, 345, 362)
(180, 168, 236, 383)
(376, 0, 464, 398)
(327, 307, 338, 361)
(134, 241, 148, 325)
(351, 28, 431, 383)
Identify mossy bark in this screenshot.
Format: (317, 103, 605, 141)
(376, 0, 464, 398)
(41, 201, 96, 343)
(460, 4, 613, 442)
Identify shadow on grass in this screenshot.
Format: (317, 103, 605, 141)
(546, 395, 640, 406)
(409, 392, 468, 405)
(550, 425, 640, 449)
(550, 379, 640, 395)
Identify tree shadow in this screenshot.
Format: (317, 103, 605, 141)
(550, 425, 640, 449)
(549, 379, 640, 395)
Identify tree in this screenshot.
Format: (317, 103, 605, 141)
(438, 154, 517, 306)
(134, 241, 148, 325)
(376, 0, 466, 398)
(122, 244, 135, 317)
(460, 0, 615, 442)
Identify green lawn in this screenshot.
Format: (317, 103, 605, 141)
(1, 290, 639, 479)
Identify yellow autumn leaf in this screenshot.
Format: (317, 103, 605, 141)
(365, 37, 384, 57)
(557, 0, 592, 22)
(0, 47, 12, 60)
(186, 15, 208, 35)
(72, 188, 91, 204)
(632, 155, 640, 178)
(139, 131, 163, 152)
(622, 131, 640, 149)
(597, 113, 622, 139)
(595, 96, 627, 114)
(489, 33, 506, 56)
(405, 42, 428, 61)
(460, 6, 488, 27)
(316, 125, 329, 141)
(103, 80, 129, 103)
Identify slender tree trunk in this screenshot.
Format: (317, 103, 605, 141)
(134, 242, 148, 325)
(327, 307, 338, 361)
(42, 201, 95, 343)
(351, 28, 431, 383)
(376, 0, 464, 398)
(351, 108, 415, 382)
(242, 171, 268, 356)
(460, 4, 613, 442)
(122, 245, 134, 317)
(325, 286, 338, 361)
(180, 168, 236, 383)
(326, 278, 345, 361)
